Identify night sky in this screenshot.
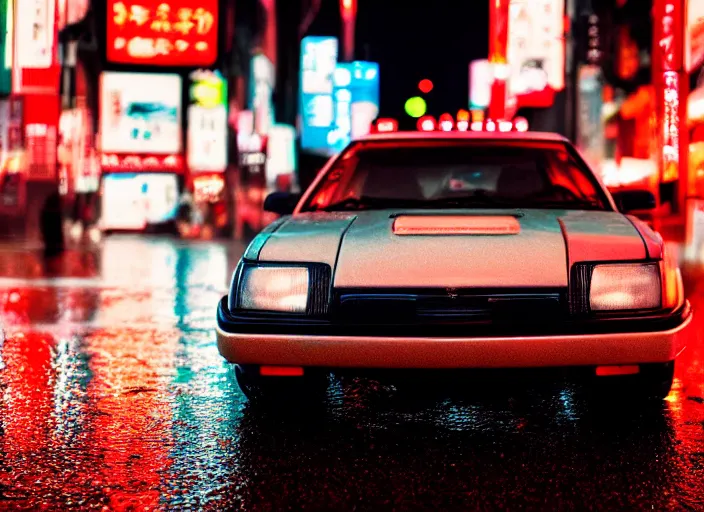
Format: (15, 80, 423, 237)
(305, 1, 490, 129)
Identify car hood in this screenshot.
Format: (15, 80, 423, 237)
(254, 209, 648, 288)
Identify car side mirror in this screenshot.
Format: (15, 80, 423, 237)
(611, 190, 656, 213)
(263, 192, 299, 215)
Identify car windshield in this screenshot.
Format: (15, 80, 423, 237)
(300, 141, 611, 212)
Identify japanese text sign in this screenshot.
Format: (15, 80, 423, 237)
(106, 0, 218, 66)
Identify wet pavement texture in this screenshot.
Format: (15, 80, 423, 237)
(0, 235, 702, 511)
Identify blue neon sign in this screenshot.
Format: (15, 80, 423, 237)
(330, 61, 380, 152)
(299, 36, 339, 152)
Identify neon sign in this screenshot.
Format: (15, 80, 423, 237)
(658, 1, 682, 72)
(299, 36, 338, 152)
(662, 71, 679, 182)
(101, 153, 184, 172)
(506, 0, 565, 109)
(188, 70, 227, 172)
(106, 0, 218, 66)
(586, 15, 601, 65)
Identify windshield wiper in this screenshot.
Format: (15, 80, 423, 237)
(320, 196, 426, 212)
(423, 193, 518, 208)
(521, 199, 605, 210)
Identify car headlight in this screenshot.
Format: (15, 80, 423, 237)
(589, 263, 661, 311)
(236, 265, 310, 313)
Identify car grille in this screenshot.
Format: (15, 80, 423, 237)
(333, 289, 568, 327)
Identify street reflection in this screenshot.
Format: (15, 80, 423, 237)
(230, 382, 682, 510)
(0, 235, 700, 509)
(84, 327, 177, 509)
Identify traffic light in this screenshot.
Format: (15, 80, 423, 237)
(404, 96, 427, 118)
(418, 79, 433, 93)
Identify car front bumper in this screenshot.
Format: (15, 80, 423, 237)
(216, 298, 693, 369)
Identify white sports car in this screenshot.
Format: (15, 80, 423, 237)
(217, 130, 692, 401)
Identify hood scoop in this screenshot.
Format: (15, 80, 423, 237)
(392, 215, 521, 236)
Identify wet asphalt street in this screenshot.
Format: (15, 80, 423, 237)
(0, 235, 702, 511)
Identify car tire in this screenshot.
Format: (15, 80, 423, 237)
(638, 361, 676, 400)
(234, 364, 329, 405)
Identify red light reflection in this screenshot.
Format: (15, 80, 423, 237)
(84, 327, 177, 509)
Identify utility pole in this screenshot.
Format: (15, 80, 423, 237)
(340, 0, 357, 62)
(488, 0, 510, 120)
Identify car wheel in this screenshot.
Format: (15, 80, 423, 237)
(234, 364, 329, 405)
(638, 361, 676, 400)
(591, 362, 675, 402)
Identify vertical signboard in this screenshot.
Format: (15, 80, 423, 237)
(576, 66, 605, 174)
(329, 60, 379, 152)
(506, 0, 565, 109)
(249, 54, 275, 135)
(330, 63, 352, 152)
(299, 36, 338, 152)
(24, 95, 58, 180)
(16, 0, 55, 69)
(188, 70, 227, 172)
(349, 61, 379, 141)
(469, 59, 492, 110)
(266, 124, 296, 189)
(653, 0, 687, 190)
(12, 0, 61, 184)
(0, 97, 24, 207)
(0, 0, 12, 94)
(13, 0, 61, 93)
(57, 107, 99, 195)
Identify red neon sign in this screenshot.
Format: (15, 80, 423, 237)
(658, 1, 683, 72)
(101, 153, 185, 172)
(106, 0, 218, 66)
(662, 71, 680, 182)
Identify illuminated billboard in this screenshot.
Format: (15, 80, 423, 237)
(688, 0, 704, 73)
(188, 69, 227, 172)
(249, 54, 275, 135)
(330, 61, 379, 150)
(12, 0, 61, 96)
(469, 59, 492, 109)
(58, 108, 100, 194)
(576, 66, 604, 172)
(16, 0, 55, 69)
(106, 0, 218, 67)
(101, 173, 180, 229)
(299, 36, 338, 152)
(506, 0, 564, 108)
(349, 61, 379, 141)
(100, 72, 182, 155)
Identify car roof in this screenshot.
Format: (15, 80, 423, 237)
(358, 131, 571, 144)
